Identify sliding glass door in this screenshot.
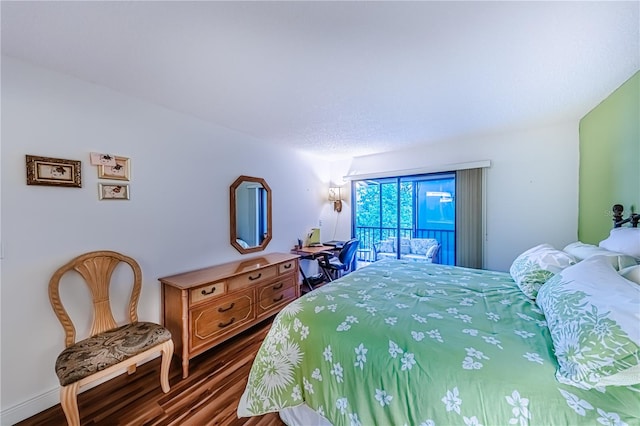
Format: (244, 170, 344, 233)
(353, 173, 456, 265)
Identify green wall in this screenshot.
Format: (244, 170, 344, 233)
(579, 71, 639, 244)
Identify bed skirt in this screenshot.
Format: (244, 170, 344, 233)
(279, 404, 332, 426)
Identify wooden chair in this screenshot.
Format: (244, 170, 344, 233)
(48, 250, 174, 426)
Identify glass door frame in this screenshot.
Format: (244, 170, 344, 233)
(351, 172, 456, 265)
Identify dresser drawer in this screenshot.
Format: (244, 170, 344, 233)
(257, 278, 295, 302)
(190, 290, 254, 350)
(257, 279, 297, 316)
(228, 266, 277, 291)
(190, 281, 226, 305)
(278, 260, 296, 275)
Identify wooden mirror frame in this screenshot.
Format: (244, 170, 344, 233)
(230, 175, 272, 254)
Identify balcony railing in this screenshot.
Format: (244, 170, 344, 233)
(354, 226, 455, 265)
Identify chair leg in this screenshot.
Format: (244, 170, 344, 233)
(60, 383, 80, 426)
(321, 267, 333, 282)
(160, 339, 174, 393)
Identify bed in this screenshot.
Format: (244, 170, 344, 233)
(238, 207, 640, 426)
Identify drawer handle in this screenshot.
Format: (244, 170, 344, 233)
(249, 273, 262, 281)
(273, 294, 284, 302)
(218, 303, 235, 313)
(201, 287, 216, 296)
(273, 282, 284, 290)
(218, 317, 235, 328)
(283, 263, 292, 269)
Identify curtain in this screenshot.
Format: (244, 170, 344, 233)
(455, 168, 484, 268)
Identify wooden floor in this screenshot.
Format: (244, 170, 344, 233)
(18, 319, 286, 426)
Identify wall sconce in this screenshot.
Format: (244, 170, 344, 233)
(328, 187, 343, 212)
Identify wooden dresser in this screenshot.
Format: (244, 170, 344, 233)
(159, 253, 300, 378)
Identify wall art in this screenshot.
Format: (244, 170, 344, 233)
(26, 155, 82, 187)
(98, 156, 130, 181)
(99, 183, 130, 200)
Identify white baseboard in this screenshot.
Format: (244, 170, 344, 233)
(1, 387, 59, 426)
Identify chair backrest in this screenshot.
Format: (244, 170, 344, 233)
(48, 250, 142, 348)
(429, 243, 442, 264)
(338, 238, 360, 267)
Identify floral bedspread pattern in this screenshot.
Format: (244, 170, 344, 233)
(238, 260, 639, 426)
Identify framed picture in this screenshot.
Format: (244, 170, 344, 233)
(98, 156, 130, 181)
(26, 155, 82, 187)
(99, 183, 130, 200)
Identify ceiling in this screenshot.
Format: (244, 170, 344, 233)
(2, 1, 638, 159)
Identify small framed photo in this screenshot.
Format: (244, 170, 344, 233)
(99, 183, 130, 200)
(98, 156, 130, 181)
(26, 155, 82, 187)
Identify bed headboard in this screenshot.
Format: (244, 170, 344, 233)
(613, 204, 639, 228)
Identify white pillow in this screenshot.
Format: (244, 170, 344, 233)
(599, 227, 640, 258)
(563, 241, 638, 270)
(510, 244, 576, 299)
(537, 256, 640, 389)
(620, 265, 640, 285)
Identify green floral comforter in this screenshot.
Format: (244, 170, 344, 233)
(238, 259, 640, 425)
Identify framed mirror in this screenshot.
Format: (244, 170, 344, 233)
(230, 175, 272, 254)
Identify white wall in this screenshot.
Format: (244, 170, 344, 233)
(347, 123, 580, 271)
(0, 57, 331, 423)
(317, 158, 354, 243)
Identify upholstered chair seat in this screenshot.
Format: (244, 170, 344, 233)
(55, 321, 172, 386)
